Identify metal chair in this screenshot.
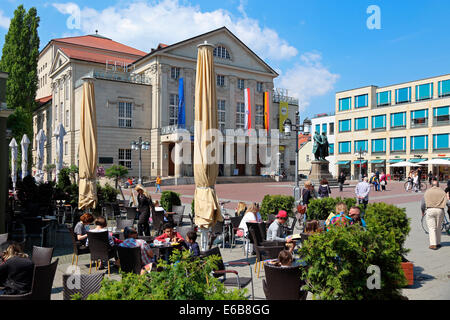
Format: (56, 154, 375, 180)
(208, 221, 225, 249)
(172, 205, 186, 226)
(87, 231, 116, 276)
(62, 272, 105, 300)
(117, 246, 142, 275)
(229, 216, 244, 251)
(31, 246, 54, 266)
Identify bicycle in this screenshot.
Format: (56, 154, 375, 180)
(421, 211, 450, 235)
(404, 181, 427, 192)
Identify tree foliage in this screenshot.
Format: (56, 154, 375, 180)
(259, 194, 295, 221)
(160, 191, 181, 212)
(306, 197, 358, 221)
(105, 165, 129, 189)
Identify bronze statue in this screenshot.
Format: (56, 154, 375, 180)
(312, 131, 329, 161)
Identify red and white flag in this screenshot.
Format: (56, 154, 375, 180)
(244, 88, 251, 131)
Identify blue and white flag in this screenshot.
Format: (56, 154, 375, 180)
(178, 78, 186, 129)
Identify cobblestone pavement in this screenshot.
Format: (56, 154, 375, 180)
(49, 181, 449, 300)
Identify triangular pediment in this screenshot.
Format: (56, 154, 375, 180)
(49, 49, 70, 76)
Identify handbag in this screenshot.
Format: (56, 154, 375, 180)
(380, 180, 386, 186)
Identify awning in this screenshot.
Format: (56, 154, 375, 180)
(433, 157, 450, 161)
(388, 159, 406, 164)
(409, 158, 427, 163)
(370, 160, 385, 164)
(336, 161, 350, 165)
(353, 160, 368, 165)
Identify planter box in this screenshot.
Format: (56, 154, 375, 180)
(401, 262, 414, 286)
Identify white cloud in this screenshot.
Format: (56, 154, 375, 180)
(0, 10, 11, 29)
(276, 52, 340, 111)
(51, 0, 298, 61)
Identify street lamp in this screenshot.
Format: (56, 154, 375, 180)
(283, 111, 311, 202)
(354, 148, 367, 181)
(131, 137, 150, 185)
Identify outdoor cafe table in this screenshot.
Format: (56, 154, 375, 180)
(150, 242, 184, 261)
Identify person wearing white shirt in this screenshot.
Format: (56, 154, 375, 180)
(238, 203, 259, 254)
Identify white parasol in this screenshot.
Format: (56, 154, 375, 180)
(35, 129, 47, 183)
(21, 134, 30, 180)
(9, 138, 18, 189)
(53, 123, 66, 183)
(389, 161, 423, 167)
(420, 158, 450, 166)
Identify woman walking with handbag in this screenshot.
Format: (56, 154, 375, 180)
(380, 172, 387, 191)
(135, 184, 154, 236)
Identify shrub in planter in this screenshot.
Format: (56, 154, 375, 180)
(259, 194, 295, 221)
(299, 224, 407, 300)
(97, 183, 119, 207)
(87, 250, 247, 300)
(364, 202, 411, 257)
(306, 197, 357, 221)
(160, 191, 181, 212)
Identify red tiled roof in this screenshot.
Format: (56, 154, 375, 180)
(53, 35, 147, 57)
(36, 95, 52, 105)
(59, 47, 137, 66)
(298, 134, 311, 149)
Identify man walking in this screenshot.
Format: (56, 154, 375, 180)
(155, 176, 161, 193)
(355, 177, 371, 210)
(338, 172, 346, 192)
(421, 180, 447, 250)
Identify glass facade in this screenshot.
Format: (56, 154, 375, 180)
(322, 123, 327, 133)
(390, 137, 406, 152)
(355, 140, 368, 152)
(339, 119, 351, 132)
(411, 109, 428, 128)
(390, 112, 406, 128)
(372, 139, 386, 153)
(372, 115, 386, 130)
(339, 141, 351, 154)
(411, 135, 428, 151)
(438, 79, 450, 97)
(377, 91, 391, 106)
(329, 143, 334, 155)
(395, 87, 411, 104)
(355, 117, 368, 131)
(339, 97, 351, 111)
(433, 106, 450, 125)
(433, 134, 450, 150)
(416, 83, 433, 101)
(355, 94, 368, 108)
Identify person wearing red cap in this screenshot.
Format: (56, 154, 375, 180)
(266, 210, 294, 243)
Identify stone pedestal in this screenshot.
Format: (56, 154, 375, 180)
(309, 160, 335, 185)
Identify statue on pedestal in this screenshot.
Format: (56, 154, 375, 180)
(312, 131, 329, 161)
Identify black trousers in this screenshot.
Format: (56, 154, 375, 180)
(138, 213, 150, 236)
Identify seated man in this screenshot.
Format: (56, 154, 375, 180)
(266, 210, 294, 244)
(348, 206, 367, 228)
(155, 223, 185, 243)
(119, 227, 155, 274)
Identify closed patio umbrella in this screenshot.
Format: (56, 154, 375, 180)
(193, 41, 223, 251)
(78, 77, 98, 210)
(9, 138, 18, 190)
(35, 129, 47, 183)
(20, 134, 30, 180)
(53, 123, 66, 184)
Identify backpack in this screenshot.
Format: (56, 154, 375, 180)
(318, 185, 329, 198)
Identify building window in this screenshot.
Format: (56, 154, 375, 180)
(338, 119, 351, 132)
(395, 87, 411, 104)
(339, 97, 351, 111)
(355, 140, 368, 153)
(433, 134, 450, 150)
(329, 143, 334, 155)
(372, 139, 386, 153)
(257, 82, 263, 93)
(236, 102, 245, 129)
(338, 141, 351, 154)
(329, 122, 334, 135)
(322, 123, 327, 134)
(390, 112, 406, 129)
(315, 124, 320, 134)
(169, 94, 179, 126)
(65, 110, 69, 128)
(416, 83, 433, 101)
(119, 101, 132, 128)
(355, 94, 368, 108)
(119, 149, 132, 168)
(237, 79, 245, 90)
(372, 115, 386, 131)
(218, 100, 226, 132)
(433, 106, 450, 126)
(390, 137, 406, 152)
(377, 91, 391, 106)
(65, 80, 69, 100)
(64, 141, 68, 156)
(255, 105, 264, 129)
(217, 75, 225, 87)
(354, 117, 368, 131)
(438, 79, 450, 98)
(411, 109, 428, 128)
(213, 46, 231, 59)
(170, 67, 180, 80)
(411, 135, 428, 151)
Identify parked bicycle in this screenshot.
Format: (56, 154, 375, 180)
(421, 211, 450, 235)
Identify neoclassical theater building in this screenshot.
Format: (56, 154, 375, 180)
(33, 27, 298, 181)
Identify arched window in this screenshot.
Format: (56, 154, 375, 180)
(213, 46, 231, 60)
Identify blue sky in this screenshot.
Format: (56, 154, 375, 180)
(1, 0, 450, 120)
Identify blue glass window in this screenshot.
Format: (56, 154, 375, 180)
(390, 137, 406, 152)
(339, 97, 351, 111)
(411, 109, 428, 120)
(354, 117, 368, 130)
(390, 112, 406, 128)
(372, 115, 386, 130)
(355, 94, 368, 108)
(434, 106, 449, 117)
(339, 141, 351, 154)
(329, 143, 334, 155)
(411, 135, 428, 151)
(315, 124, 320, 134)
(339, 119, 351, 132)
(355, 140, 368, 152)
(438, 79, 450, 97)
(322, 123, 327, 133)
(416, 83, 433, 101)
(395, 87, 411, 104)
(434, 134, 450, 150)
(372, 139, 386, 153)
(377, 91, 391, 106)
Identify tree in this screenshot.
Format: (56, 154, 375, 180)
(0, 5, 40, 170)
(105, 165, 128, 189)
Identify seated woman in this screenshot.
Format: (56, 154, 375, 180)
(0, 242, 34, 295)
(119, 227, 155, 274)
(73, 213, 94, 245)
(235, 202, 247, 217)
(86, 216, 118, 247)
(348, 206, 367, 228)
(325, 202, 349, 227)
(270, 250, 293, 267)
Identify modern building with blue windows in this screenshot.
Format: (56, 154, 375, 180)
(335, 74, 450, 180)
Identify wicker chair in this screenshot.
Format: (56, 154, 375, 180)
(31, 246, 54, 266)
(175, 226, 195, 241)
(0, 233, 8, 245)
(229, 216, 243, 251)
(87, 231, 116, 276)
(171, 205, 186, 226)
(254, 244, 285, 278)
(62, 272, 105, 300)
(117, 246, 142, 275)
(68, 226, 90, 266)
(262, 263, 307, 300)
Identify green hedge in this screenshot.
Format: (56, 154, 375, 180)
(259, 194, 295, 221)
(160, 191, 181, 212)
(306, 197, 357, 221)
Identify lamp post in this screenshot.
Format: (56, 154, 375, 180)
(283, 111, 311, 201)
(355, 147, 367, 181)
(131, 137, 150, 185)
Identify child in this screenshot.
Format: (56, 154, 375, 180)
(278, 250, 293, 267)
(155, 176, 161, 193)
(185, 230, 200, 257)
